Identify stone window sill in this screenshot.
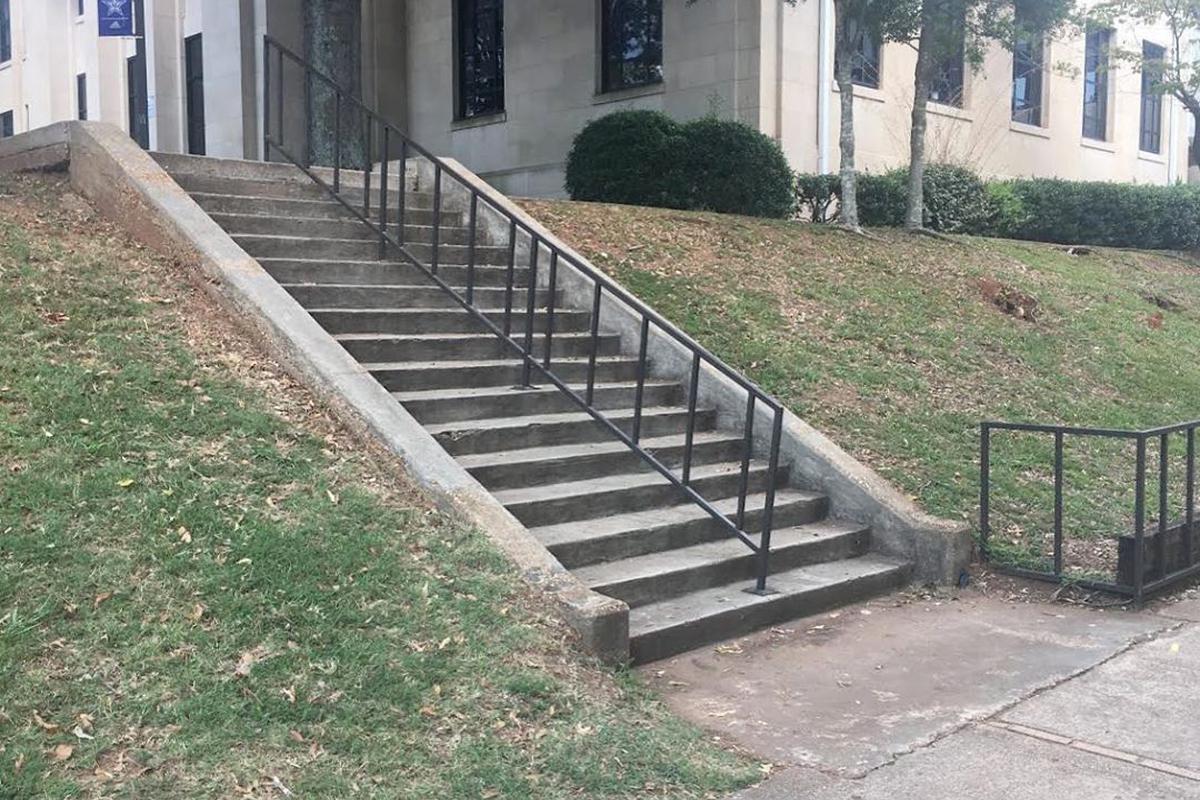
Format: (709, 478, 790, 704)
(451, 111, 507, 131)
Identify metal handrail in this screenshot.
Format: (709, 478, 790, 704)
(262, 35, 788, 591)
(981, 418, 1200, 604)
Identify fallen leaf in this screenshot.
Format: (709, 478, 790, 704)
(13, 752, 24, 774)
(187, 604, 206, 623)
(33, 711, 59, 733)
(93, 592, 113, 610)
(326, 489, 339, 505)
(281, 686, 296, 704)
(288, 730, 305, 743)
(50, 744, 74, 762)
(232, 644, 272, 678)
(178, 527, 192, 544)
(116, 479, 135, 488)
(72, 726, 95, 740)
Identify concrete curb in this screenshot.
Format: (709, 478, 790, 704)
(0, 122, 629, 663)
(425, 157, 971, 584)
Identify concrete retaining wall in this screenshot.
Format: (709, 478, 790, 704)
(0, 122, 629, 663)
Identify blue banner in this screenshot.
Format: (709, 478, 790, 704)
(98, 0, 134, 37)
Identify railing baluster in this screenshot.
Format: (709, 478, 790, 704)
(1159, 433, 1169, 580)
(1188, 426, 1195, 567)
(262, 42, 271, 158)
(520, 238, 540, 388)
(681, 352, 701, 485)
(431, 163, 442, 275)
(302, 65, 311, 168)
(503, 220, 517, 337)
(333, 92, 341, 194)
(543, 251, 558, 369)
(362, 120, 371, 218)
(980, 423, 990, 562)
(378, 126, 389, 260)
(736, 394, 756, 530)
(586, 282, 602, 406)
(755, 407, 784, 594)
(465, 193, 478, 305)
(397, 138, 407, 244)
(631, 317, 650, 444)
(1134, 436, 1147, 605)
(276, 49, 284, 150)
(1053, 431, 1064, 577)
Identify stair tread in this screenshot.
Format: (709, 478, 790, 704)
(575, 520, 870, 588)
(396, 380, 676, 403)
(530, 488, 824, 548)
(282, 281, 534, 290)
(492, 460, 763, 507)
(365, 355, 636, 371)
(455, 429, 731, 469)
(426, 405, 702, 437)
(628, 555, 911, 639)
(339, 331, 608, 343)
(212, 211, 468, 228)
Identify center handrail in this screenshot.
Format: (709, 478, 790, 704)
(262, 35, 788, 592)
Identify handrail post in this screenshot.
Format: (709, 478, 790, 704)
(980, 423, 990, 562)
(397, 138, 407, 244)
(465, 193, 478, 305)
(681, 352, 701, 484)
(754, 407, 784, 594)
(543, 251, 558, 369)
(1187, 426, 1195, 567)
(1159, 433, 1169, 580)
(362, 120, 372, 218)
(736, 394, 756, 530)
(378, 126, 389, 260)
(262, 39, 271, 159)
(431, 163, 442, 274)
(631, 317, 650, 444)
(586, 282, 602, 406)
(520, 238, 540, 387)
(1134, 435, 1147, 606)
(502, 221, 517, 337)
(333, 92, 341, 194)
(1053, 431, 1064, 577)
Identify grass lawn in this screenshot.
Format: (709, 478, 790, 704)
(0, 174, 760, 799)
(524, 199, 1200, 579)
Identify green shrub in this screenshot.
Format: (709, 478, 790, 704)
(564, 110, 687, 208)
(795, 173, 841, 222)
(676, 118, 795, 218)
(984, 181, 1028, 238)
(857, 169, 908, 227)
(565, 112, 795, 218)
(922, 164, 992, 233)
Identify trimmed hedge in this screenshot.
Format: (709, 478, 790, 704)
(799, 165, 1200, 250)
(566, 112, 795, 218)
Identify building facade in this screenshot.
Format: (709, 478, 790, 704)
(1, 1, 1191, 195)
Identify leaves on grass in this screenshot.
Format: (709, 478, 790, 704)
(50, 743, 74, 762)
(232, 644, 273, 679)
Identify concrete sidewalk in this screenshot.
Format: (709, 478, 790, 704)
(639, 589, 1200, 798)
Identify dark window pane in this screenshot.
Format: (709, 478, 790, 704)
(0, 110, 13, 139)
(928, 15, 965, 107)
(1012, 31, 1044, 126)
(1083, 28, 1111, 140)
(851, 30, 880, 89)
(601, 0, 663, 93)
(1, 0, 11, 64)
(185, 34, 206, 155)
(77, 74, 88, 121)
(1140, 41, 1164, 153)
(456, 0, 504, 119)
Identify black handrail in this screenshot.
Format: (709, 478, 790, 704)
(981, 418, 1200, 604)
(262, 35, 787, 591)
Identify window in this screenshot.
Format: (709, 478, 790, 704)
(455, 0, 504, 119)
(0, 110, 12, 139)
(77, 0, 85, 17)
(0, 0, 11, 64)
(600, 0, 663, 93)
(77, 74, 87, 121)
(185, 34, 205, 154)
(1082, 27, 1111, 140)
(928, 16, 965, 107)
(1140, 41, 1165, 154)
(1012, 31, 1044, 126)
(851, 30, 881, 89)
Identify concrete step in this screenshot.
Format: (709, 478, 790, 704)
(456, 429, 742, 490)
(579, 520, 871, 609)
(263, 259, 530, 288)
(492, 460, 770, 528)
(174, 172, 330, 199)
(395, 380, 679, 426)
(367, 356, 642, 391)
(532, 488, 829, 568)
(234, 233, 511, 264)
(628, 556, 913, 664)
(281, 283, 560, 310)
(428, 405, 719, 457)
(309, 307, 592, 335)
(190, 192, 458, 226)
(337, 331, 621, 363)
(209, 212, 477, 245)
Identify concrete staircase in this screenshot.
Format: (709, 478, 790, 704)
(154, 153, 911, 664)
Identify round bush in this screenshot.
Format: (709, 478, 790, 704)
(921, 164, 991, 233)
(857, 169, 908, 227)
(564, 110, 687, 208)
(676, 118, 795, 218)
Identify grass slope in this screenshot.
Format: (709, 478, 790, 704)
(524, 199, 1200, 577)
(0, 174, 759, 799)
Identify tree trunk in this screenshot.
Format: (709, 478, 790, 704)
(834, 3, 860, 230)
(906, 4, 937, 231)
(304, 0, 364, 169)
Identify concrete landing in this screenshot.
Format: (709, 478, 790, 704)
(637, 587, 1200, 798)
